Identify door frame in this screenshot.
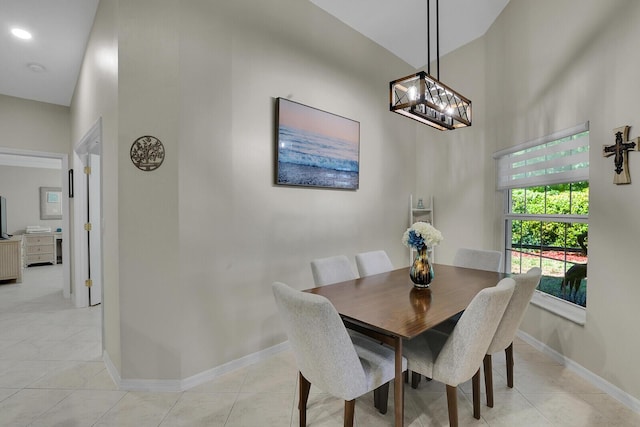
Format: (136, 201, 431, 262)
(73, 117, 103, 308)
(0, 147, 71, 297)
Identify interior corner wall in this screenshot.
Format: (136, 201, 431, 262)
(481, 0, 640, 400)
(414, 36, 492, 264)
(70, 0, 120, 373)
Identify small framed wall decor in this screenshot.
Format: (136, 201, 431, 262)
(40, 187, 62, 220)
(130, 135, 165, 171)
(275, 98, 360, 190)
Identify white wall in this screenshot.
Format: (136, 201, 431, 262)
(0, 166, 62, 234)
(175, 0, 416, 378)
(417, 0, 640, 401)
(488, 0, 640, 401)
(0, 95, 70, 153)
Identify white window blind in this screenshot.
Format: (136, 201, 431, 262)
(493, 122, 589, 190)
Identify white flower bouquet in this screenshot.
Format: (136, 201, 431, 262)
(402, 222, 443, 251)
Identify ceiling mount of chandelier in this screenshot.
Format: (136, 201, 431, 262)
(389, 0, 471, 131)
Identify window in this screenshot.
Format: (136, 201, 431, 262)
(494, 123, 589, 324)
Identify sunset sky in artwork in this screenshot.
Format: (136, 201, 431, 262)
(278, 99, 359, 146)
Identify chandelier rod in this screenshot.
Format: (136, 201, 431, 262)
(426, 0, 441, 80)
(436, 0, 440, 80)
(427, 0, 431, 76)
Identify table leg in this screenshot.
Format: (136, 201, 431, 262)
(394, 336, 403, 427)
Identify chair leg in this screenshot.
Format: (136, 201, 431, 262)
(483, 354, 494, 407)
(344, 399, 356, 427)
(299, 372, 311, 427)
(472, 369, 481, 419)
(411, 371, 421, 389)
(445, 385, 459, 427)
(506, 342, 514, 388)
(375, 382, 390, 414)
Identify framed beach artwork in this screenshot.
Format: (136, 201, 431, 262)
(275, 98, 360, 190)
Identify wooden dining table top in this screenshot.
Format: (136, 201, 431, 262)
(305, 263, 506, 340)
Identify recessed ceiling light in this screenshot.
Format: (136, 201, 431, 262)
(27, 63, 46, 73)
(10, 27, 32, 40)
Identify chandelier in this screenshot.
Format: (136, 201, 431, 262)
(389, 0, 471, 130)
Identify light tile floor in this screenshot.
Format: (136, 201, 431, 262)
(1, 265, 639, 426)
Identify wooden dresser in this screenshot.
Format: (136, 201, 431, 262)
(23, 234, 56, 266)
(0, 237, 23, 282)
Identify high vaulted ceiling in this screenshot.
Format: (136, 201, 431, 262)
(0, 0, 508, 107)
(311, 0, 510, 68)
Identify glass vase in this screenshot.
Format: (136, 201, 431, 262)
(410, 247, 433, 288)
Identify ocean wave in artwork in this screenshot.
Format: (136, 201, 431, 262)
(277, 125, 359, 189)
(278, 125, 359, 171)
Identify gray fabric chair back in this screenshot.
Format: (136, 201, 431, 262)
(272, 282, 367, 400)
(355, 250, 394, 277)
(453, 248, 503, 272)
(487, 267, 541, 354)
(433, 278, 515, 385)
(311, 255, 357, 286)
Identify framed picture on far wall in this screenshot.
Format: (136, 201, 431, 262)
(40, 187, 62, 220)
(275, 98, 360, 190)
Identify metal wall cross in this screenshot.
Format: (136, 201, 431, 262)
(603, 126, 639, 184)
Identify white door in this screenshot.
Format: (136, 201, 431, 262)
(87, 154, 102, 306)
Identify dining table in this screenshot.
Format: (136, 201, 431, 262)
(305, 263, 506, 427)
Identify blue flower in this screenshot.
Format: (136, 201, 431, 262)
(407, 230, 426, 250)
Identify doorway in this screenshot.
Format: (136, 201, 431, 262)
(0, 147, 71, 297)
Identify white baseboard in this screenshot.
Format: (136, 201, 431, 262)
(516, 330, 640, 413)
(180, 341, 290, 390)
(102, 350, 121, 387)
(103, 341, 291, 392)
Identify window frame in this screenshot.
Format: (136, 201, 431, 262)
(503, 192, 587, 325)
(497, 123, 589, 326)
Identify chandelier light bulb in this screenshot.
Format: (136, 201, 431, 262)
(408, 86, 418, 101)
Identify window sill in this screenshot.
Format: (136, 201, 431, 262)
(530, 290, 586, 325)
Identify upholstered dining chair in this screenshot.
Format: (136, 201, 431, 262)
(355, 250, 394, 277)
(310, 255, 357, 287)
(272, 282, 406, 427)
(310, 254, 393, 414)
(453, 247, 503, 272)
(403, 278, 515, 427)
(483, 267, 542, 408)
(429, 247, 503, 329)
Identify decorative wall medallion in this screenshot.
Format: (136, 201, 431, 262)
(130, 135, 165, 171)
